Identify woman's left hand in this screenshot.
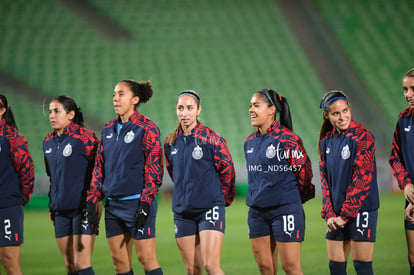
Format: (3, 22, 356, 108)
(405, 203, 414, 223)
(404, 183, 414, 204)
(327, 217, 339, 232)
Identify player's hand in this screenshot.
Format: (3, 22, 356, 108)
(405, 203, 414, 223)
(404, 183, 414, 204)
(333, 216, 346, 229)
(326, 217, 338, 232)
(82, 201, 99, 226)
(134, 201, 150, 230)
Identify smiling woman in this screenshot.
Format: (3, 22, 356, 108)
(319, 91, 351, 135)
(244, 88, 315, 275)
(249, 89, 293, 134)
(318, 90, 379, 275)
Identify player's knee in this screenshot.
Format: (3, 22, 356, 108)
(281, 262, 302, 275)
(111, 255, 130, 273)
(202, 257, 222, 275)
(136, 253, 159, 271)
(255, 260, 273, 274)
(408, 252, 414, 266)
(257, 264, 273, 275)
(255, 258, 274, 273)
(137, 252, 151, 265)
(1, 254, 21, 274)
(203, 263, 222, 275)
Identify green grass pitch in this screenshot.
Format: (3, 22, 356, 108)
(10, 192, 407, 274)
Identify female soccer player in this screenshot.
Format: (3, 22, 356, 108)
(43, 95, 100, 275)
(86, 80, 163, 275)
(0, 94, 34, 275)
(389, 69, 414, 275)
(164, 90, 235, 275)
(244, 89, 314, 275)
(319, 90, 379, 275)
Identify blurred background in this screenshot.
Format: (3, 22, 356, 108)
(1, 0, 413, 206)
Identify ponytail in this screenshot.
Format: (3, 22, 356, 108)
(121, 79, 153, 108)
(318, 117, 333, 154)
(166, 123, 182, 146)
(73, 107, 85, 127)
(0, 94, 18, 129)
(258, 89, 293, 131)
(278, 96, 293, 131)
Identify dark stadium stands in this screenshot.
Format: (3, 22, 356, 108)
(0, 0, 325, 173)
(1, 0, 413, 192)
(315, 0, 413, 126)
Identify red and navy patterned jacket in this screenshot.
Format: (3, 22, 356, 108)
(87, 110, 163, 205)
(0, 118, 34, 208)
(389, 107, 414, 190)
(319, 119, 379, 222)
(43, 121, 99, 211)
(244, 120, 314, 209)
(164, 122, 235, 214)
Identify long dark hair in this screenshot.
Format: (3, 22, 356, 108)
(257, 89, 293, 131)
(318, 90, 350, 153)
(0, 94, 18, 129)
(121, 80, 153, 108)
(166, 90, 201, 146)
(52, 95, 84, 127)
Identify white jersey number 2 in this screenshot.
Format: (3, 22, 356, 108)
(4, 219, 11, 235)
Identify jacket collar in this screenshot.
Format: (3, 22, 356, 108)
(253, 119, 280, 137)
(119, 109, 142, 125)
(178, 121, 203, 136)
(53, 121, 79, 137)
